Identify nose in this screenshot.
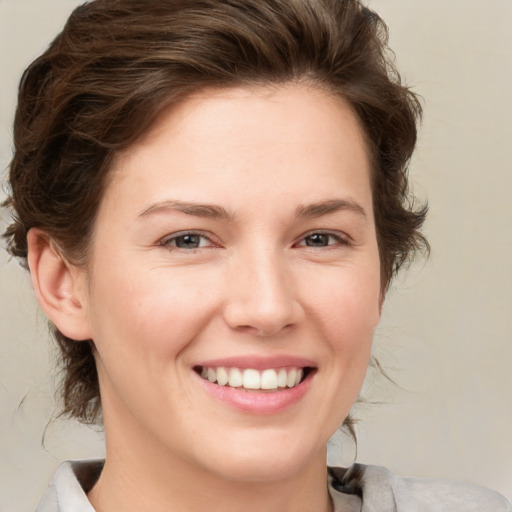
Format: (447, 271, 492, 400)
(222, 248, 304, 337)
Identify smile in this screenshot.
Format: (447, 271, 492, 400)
(197, 366, 309, 391)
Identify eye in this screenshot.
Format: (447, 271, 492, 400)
(297, 232, 349, 248)
(159, 232, 215, 250)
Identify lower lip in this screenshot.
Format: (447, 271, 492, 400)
(195, 371, 313, 414)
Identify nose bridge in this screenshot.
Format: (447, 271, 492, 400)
(223, 243, 301, 336)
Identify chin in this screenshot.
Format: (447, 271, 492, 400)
(203, 455, 314, 484)
(191, 428, 328, 484)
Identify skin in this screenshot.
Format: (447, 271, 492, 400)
(29, 84, 382, 512)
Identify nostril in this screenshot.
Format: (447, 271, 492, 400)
(230, 322, 293, 338)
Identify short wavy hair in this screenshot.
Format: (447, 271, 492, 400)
(3, 0, 427, 425)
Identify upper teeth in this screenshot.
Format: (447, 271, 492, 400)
(200, 366, 304, 390)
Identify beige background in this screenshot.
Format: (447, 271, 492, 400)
(1, 0, 511, 510)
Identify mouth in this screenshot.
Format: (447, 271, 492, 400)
(194, 365, 313, 392)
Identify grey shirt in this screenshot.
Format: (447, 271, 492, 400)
(35, 460, 511, 512)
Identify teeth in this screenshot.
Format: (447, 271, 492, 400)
(228, 368, 243, 388)
(286, 368, 297, 388)
(207, 368, 216, 383)
(216, 366, 229, 386)
(199, 366, 306, 390)
(243, 369, 260, 389)
(277, 368, 287, 388)
(261, 369, 278, 390)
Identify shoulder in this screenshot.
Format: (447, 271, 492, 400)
(329, 464, 511, 512)
(35, 460, 103, 512)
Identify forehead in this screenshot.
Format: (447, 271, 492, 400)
(104, 83, 373, 218)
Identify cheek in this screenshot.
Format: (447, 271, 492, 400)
(306, 265, 380, 381)
(86, 261, 219, 365)
(307, 263, 381, 336)
(85, 263, 222, 426)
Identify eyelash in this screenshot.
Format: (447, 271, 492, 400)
(294, 231, 351, 249)
(158, 231, 217, 251)
(158, 230, 350, 251)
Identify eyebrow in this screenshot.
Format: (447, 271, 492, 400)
(137, 198, 367, 222)
(295, 198, 368, 221)
(137, 200, 234, 220)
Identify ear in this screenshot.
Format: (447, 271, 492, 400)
(27, 228, 92, 341)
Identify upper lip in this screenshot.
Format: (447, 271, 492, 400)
(195, 355, 316, 370)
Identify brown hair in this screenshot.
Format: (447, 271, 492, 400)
(3, 0, 427, 425)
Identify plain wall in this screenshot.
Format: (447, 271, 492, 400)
(1, 0, 511, 510)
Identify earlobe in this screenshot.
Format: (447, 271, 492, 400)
(27, 228, 92, 341)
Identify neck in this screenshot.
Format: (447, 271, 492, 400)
(88, 425, 332, 512)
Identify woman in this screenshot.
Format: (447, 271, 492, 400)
(3, 0, 510, 511)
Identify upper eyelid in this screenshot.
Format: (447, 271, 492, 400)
(295, 229, 352, 244)
(158, 230, 217, 246)
(156, 229, 351, 247)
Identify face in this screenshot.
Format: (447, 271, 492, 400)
(80, 85, 381, 482)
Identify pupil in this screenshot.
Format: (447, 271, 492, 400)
(176, 234, 200, 248)
(306, 234, 329, 247)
